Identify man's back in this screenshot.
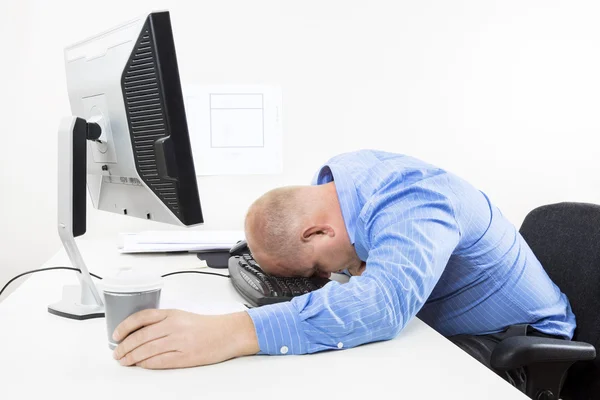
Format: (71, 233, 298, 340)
(318, 149, 575, 339)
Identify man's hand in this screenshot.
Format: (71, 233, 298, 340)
(112, 309, 260, 369)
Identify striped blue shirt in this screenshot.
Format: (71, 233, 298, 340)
(247, 150, 575, 355)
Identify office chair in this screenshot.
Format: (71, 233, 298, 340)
(491, 202, 599, 400)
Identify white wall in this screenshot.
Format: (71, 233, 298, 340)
(2, 0, 600, 299)
(0, 0, 42, 300)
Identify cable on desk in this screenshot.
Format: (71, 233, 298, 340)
(161, 270, 230, 279)
(0, 268, 230, 300)
(0, 267, 103, 299)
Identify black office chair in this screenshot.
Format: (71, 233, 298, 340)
(490, 202, 600, 400)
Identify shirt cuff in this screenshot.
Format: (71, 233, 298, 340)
(246, 301, 308, 355)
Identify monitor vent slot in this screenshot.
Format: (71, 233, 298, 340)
(122, 27, 180, 215)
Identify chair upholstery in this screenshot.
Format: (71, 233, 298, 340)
(518, 202, 600, 399)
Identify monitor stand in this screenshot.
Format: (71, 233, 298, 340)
(48, 116, 105, 320)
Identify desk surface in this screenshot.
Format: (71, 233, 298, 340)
(0, 239, 527, 399)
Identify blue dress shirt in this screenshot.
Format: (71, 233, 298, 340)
(247, 150, 575, 355)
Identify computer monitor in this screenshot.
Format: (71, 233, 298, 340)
(65, 10, 202, 226)
(50, 11, 202, 319)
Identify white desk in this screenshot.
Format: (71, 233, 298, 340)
(0, 239, 527, 399)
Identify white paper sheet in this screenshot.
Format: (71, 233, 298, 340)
(183, 84, 283, 175)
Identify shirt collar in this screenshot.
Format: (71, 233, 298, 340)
(312, 163, 361, 245)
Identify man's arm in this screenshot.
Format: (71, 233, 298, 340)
(248, 186, 461, 354)
(113, 184, 460, 367)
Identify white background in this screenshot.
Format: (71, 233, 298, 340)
(1, 0, 600, 300)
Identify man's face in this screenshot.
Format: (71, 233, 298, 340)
(248, 239, 362, 279)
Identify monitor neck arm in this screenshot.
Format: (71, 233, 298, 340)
(48, 116, 104, 320)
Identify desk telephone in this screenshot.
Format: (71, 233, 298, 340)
(228, 240, 330, 307)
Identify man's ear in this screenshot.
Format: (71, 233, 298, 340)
(301, 224, 334, 242)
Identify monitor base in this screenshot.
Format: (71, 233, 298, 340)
(48, 285, 105, 320)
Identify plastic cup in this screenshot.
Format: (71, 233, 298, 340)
(100, 268, 163, 350)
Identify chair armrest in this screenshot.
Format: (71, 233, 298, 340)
(491, 336, 596, 371)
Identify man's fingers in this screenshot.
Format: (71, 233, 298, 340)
(113, 321, 170, 360)
(118, 336, 175, 367)
(136, 351, 186, 370)
(112, 309, 168, 342)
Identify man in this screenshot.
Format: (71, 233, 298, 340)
(112, 150, 575, 390)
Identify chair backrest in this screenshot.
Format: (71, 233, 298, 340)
(520, 202, 600, 398)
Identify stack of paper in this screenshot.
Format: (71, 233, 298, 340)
(117, 230, 244, 253)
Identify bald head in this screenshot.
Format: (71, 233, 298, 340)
(244, 186, 312, 274)
(244, 182, 362, 278)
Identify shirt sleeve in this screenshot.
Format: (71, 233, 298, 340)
(246, 181, 460, 355)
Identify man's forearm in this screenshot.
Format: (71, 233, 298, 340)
(246, 283, 400, 355)
(229, 312, 260, 356)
